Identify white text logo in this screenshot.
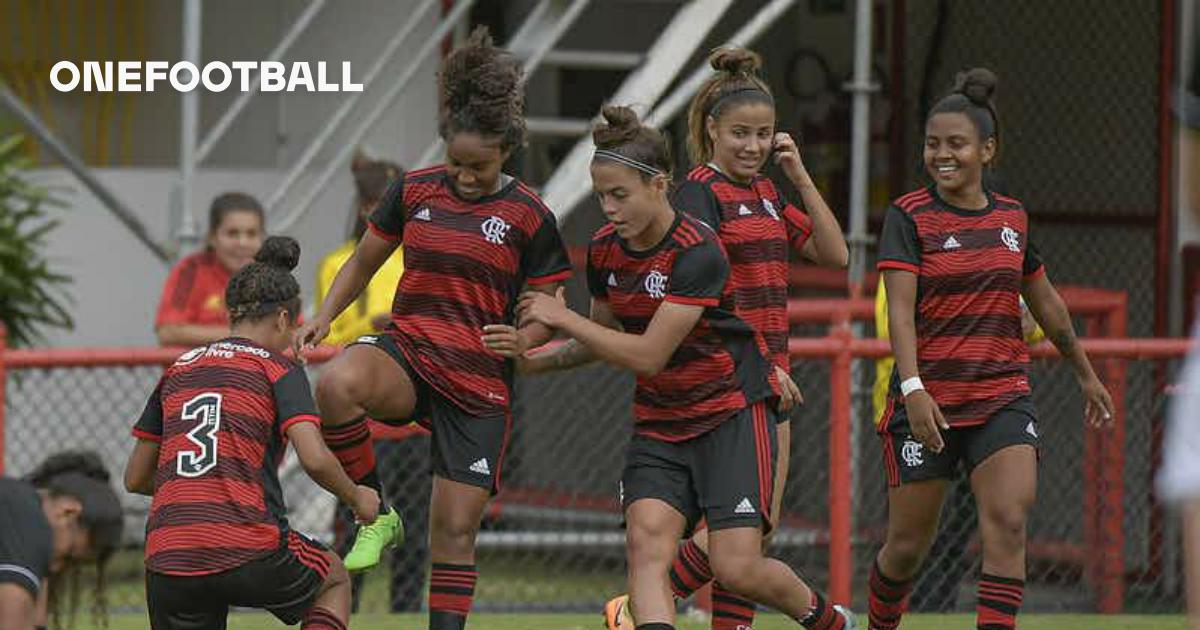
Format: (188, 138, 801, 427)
(49, 61, 363, 93)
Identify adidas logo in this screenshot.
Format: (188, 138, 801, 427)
(414, 207, 432, 221)
(469, 458, 491, 475)
(738, 204, 753, 216)
(608, 272, 618, 287)
(734, 497, 755, 514)
(1026, 421, 1038, 438)
(943, 235, 961, 250)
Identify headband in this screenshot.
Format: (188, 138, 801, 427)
(710, 86, 773, 114)
(593, 149, 665, 177)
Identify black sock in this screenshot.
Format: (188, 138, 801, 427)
(635, 624, 674, 630)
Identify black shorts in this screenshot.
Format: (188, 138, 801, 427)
(621, 402, 777, 534)
(880, 397, 1039, 487)
(0, 479, 51, 599)
(350, 332, 511, 495)
(145, 531, 331, 629)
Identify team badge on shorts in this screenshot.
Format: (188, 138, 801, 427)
(901, 437, 924, 467)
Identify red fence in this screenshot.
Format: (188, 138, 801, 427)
(0, 291, 1192, 612)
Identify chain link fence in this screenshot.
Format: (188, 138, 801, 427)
(0, 345, 1185, 615)
(889, 0, 1165, 337)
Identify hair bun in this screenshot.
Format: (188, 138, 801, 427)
(255, 236, 301, 271)
(593, 105, 643, 149)
(26, 450, 110, 485)
(955, 67, 997, 106)
(709, 47, 762, 76)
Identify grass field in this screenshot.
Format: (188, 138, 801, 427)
(76, 613, 1188, 629)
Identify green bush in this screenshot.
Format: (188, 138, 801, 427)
(0, 133, 72, 346)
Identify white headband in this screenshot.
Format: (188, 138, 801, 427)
(593, 149, 664, 177)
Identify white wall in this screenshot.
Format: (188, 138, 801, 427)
(32, 166, 362, 347)
(14, 0, 444, 347)
(4, 0, 439, 168)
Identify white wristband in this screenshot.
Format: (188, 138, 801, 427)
(900, 376, 925, 397)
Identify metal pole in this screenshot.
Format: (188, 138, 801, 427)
(845, 0, 877, 583)
(274, 0, 476, 232)
(194, 0, 326, 163)
(845, 0, 876, 295)
(645, 0, 799, 127)
(0, 84, 170, 262)
(415, 0, 592, 168)
(265, 0, 444, 212)
(176, 0, 201, 250)
(0, 323, 7, 475)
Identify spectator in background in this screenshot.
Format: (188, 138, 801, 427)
(155, 192, 264, 346)
(318, 155, 432, 613)
(316, 155, 405, 345)
(1159, 17, 1200, 630)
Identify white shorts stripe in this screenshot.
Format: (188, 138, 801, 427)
(0, 563, 40, 593)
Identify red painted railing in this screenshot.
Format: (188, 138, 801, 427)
(0, 289, 1191, 611)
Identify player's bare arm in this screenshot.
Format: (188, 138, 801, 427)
(1021, 272, 1115, 426)
(123, 439, 161, 496)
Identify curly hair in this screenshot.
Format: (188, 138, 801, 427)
(224, 236, 302, 325)
(685, 47, 775, 164)
(438, 27, 526, 151)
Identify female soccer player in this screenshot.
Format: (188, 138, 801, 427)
(0, 451, 122, 630)
(126, 236, 379, 630)
(870, 68, 1115, 630)
(317, 155, 432, 612)
(604, 46, 849, 630)
(294, 28, 571, 630)
(156, 192, 265, 346)
(515, 105, 852, 630)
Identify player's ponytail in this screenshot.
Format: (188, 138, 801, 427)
(225, 236, 302, 324)
(928, 67, 1001, 155)
(591, 105, 672, 182)
(686, 46, 775, 164)
(26, 450, 123, 629)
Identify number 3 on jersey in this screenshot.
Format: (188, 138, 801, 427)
(178, 393, 221, 477)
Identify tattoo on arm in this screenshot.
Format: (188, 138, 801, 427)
(554, 339, 596, 370)
(1049, 329, 1076, 353)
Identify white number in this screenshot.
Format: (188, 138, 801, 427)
(177, 393, 222, 477)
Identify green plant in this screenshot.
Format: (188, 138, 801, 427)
(0, 133, 72, 346)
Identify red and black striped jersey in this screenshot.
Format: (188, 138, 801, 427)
(369, 166, 572, 416)
(587, 211, 774, 442)
(876, 187, 1045, 428)
(673, 165, 812, 371)
(131, 338, 319, 576)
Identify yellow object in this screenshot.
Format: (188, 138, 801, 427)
(316, 240, 405, 346)
(873, 278, 894, 427)
(872, 276, 1043, 426)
